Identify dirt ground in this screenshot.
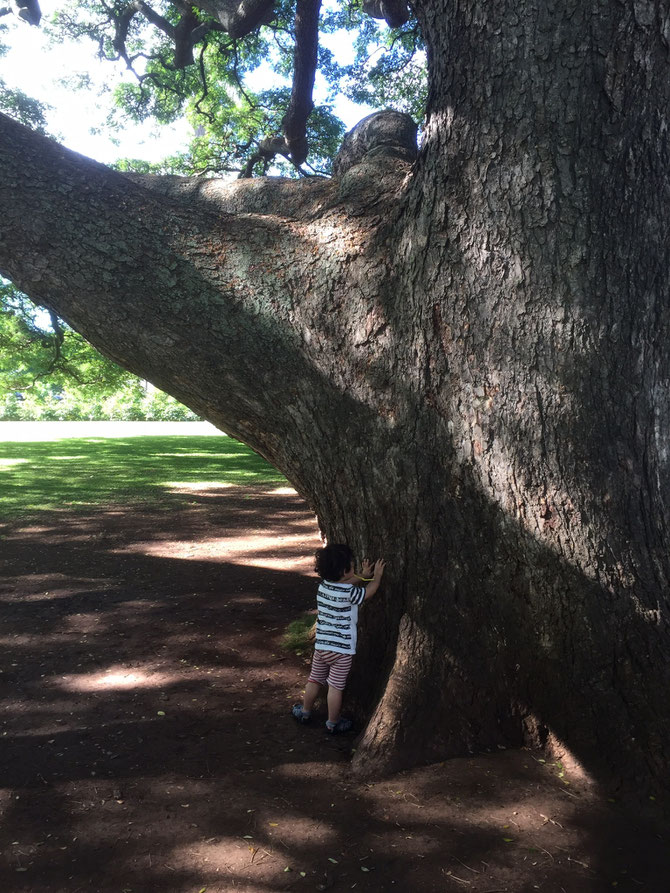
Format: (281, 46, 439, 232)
(1, 486, 668, 893)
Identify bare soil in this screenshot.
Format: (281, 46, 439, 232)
(1, 487, 668, 892)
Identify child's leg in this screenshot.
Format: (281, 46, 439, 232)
(324, 653, 353, 730)
(303, 680, 322, 713)
(292, 651, 328, 720)
(326, 686, 343, 724)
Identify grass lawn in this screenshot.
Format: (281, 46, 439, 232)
(0, 421, 288, 518)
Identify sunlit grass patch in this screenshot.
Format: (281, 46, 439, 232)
(0, 422, 287, 518)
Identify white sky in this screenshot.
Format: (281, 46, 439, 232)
(0, 0, 373, 164)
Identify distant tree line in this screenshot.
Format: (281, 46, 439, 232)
(0, 281, 199, 421)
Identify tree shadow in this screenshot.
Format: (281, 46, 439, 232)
(1, 493, 668, 892)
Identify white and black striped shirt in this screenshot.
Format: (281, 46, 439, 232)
(314, 580, 366, 655)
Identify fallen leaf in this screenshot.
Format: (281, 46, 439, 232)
(328, 857, 338, 864)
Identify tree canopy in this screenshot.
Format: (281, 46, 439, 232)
(2, 0, 426, 177)
(0, 21, 49, 131)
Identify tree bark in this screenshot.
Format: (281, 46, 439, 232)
(2, 0, 670, 797)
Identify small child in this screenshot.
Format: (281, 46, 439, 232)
(292, 543, 385, 734)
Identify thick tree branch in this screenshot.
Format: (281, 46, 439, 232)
(131, 0, 175, 37)
(111, 1, 224, 71)
(0, 110, 412, 455)
(112, 4, 141, 65)
(0, 112, 409, 456)
(362, 0, 409, 29)
(131, 1, 220, 70)
(282, 0, 320, 166)
(0, 114, 298, 450)
(238, 135, 289, 178)
(14, 0, 41, 25)
(193, 0, 275, 39)
(173, 6, 201, 68)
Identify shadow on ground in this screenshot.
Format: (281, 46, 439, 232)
(1, 488, 668, 892)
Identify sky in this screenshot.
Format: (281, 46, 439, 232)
(0, 0, 373, 165)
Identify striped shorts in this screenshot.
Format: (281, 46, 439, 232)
(308, 650, 353, 691)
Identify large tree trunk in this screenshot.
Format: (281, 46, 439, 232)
(2, 0, 670, 795)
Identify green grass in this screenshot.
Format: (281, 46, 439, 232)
(0, 424, 287, 518)
(282, 613, 316, 655)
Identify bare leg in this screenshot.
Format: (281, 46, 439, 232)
(303, 681, 322, 713)
(327, 686, 343, 724)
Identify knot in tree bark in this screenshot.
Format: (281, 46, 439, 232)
(332, 110, 418, 178)
(362, 0, 410, 29)
(15, 0, 41, 25)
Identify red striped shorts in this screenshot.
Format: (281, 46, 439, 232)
(308, 650, 353, 691)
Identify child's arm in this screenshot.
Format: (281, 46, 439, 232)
(363, 558, 386, 600)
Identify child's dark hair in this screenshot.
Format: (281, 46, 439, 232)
(315, 543, 354, 581)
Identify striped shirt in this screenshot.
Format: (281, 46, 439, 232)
(314, 579, 366, 655)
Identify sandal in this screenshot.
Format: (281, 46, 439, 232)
(326, 717, 353, 734)
(291, 704, 311, 724)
